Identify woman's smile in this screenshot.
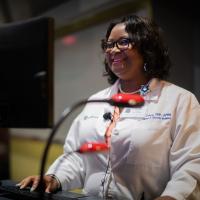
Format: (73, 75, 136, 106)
(111, 57, 127, 75)
(112, 55, 126, 66)
(109, 53, 127, 72)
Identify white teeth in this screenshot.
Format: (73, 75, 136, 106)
(113, 59, 121, 62)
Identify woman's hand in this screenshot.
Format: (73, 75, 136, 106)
(17, 175, 60, 193)
(154, 196, 176, 200)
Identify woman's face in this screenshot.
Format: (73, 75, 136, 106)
(105, 23, 144, 81)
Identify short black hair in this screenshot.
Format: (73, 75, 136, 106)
(101, 14, 171, 85)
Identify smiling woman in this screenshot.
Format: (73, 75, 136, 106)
(17, 14, 200, 200)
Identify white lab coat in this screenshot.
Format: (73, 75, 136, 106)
(47, 78, 200, 200)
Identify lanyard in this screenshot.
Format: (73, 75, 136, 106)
(105, 106, 120, 147)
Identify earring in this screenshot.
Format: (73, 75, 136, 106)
(143, 63, 147, 72)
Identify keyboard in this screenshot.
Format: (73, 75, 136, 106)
(0, 180, 101, 200)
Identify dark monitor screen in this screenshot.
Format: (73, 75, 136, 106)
(0, 17, 54, 128)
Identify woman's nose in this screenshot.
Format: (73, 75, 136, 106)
(110, 45, 121, 54)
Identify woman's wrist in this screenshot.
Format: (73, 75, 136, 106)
(47, 174, 61, 191)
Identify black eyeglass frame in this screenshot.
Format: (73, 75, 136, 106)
(102, 37, 133, 52)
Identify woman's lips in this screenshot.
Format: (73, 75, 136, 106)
(111, 59, 126, 75)
(112, 58, 123, 65)
(107, 53, 127, 70)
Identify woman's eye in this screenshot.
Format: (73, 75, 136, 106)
(118, 39, 129, 45)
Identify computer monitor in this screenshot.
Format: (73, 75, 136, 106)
(0, 16, 54, 128)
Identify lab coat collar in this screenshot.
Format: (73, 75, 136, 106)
(145, 78, 163, 102)
(108, 78, 163, 102)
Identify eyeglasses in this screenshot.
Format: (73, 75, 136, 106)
(102, 38, 133, 52)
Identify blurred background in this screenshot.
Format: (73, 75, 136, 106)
(0, 0, 199, 183)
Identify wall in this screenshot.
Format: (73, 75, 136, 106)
(152, 0, 200, 101)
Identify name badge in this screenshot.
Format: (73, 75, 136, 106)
(121, 104, 147, 119)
